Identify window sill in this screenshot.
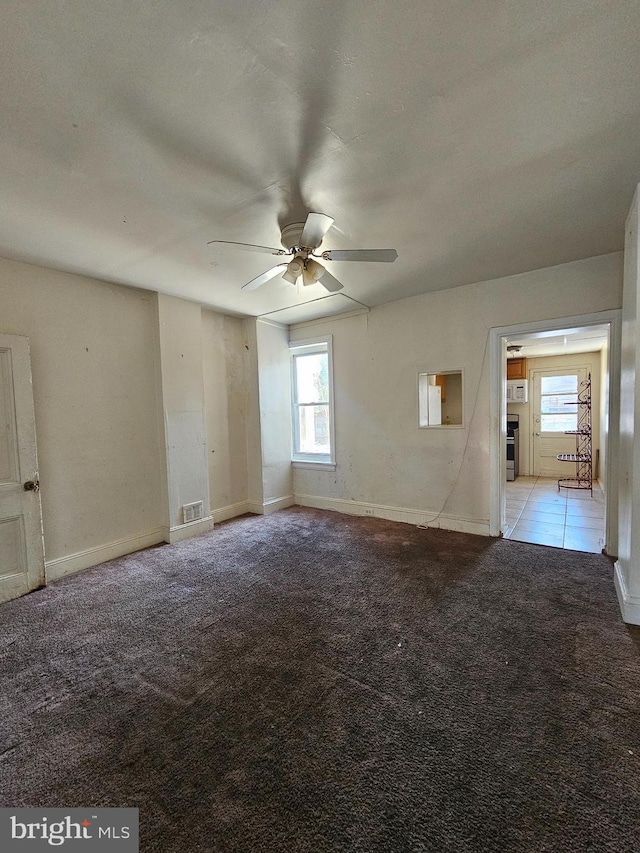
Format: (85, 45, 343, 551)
(292, 460, 336, 471)
(418, 423, 465, 429)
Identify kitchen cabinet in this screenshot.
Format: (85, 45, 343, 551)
(507, 357, 527, 380)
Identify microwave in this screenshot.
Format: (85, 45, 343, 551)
(506, 379, 528, 403)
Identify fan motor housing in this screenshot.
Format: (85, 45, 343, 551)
(280, 222, 307, 250)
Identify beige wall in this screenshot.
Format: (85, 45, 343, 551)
(290, 252, 623, 531)
(242, 318, 265, 509)
(256, 320, 293, 506)
(156, 294, 210, 534)
(0, 256, 164, 562)
(617, 185, 640, 620)
(216, 317, 292, 515)
(202, 310, 249, 512)
(441, 372, 463, 425)
(0, 255, 257, 568)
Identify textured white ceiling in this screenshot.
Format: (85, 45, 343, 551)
(1, 1, 639, 323)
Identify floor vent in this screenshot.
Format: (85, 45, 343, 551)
(182, 501, 204, 524)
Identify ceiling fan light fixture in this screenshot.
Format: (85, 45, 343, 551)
(283, 256, 304, 284)
(210, 211, 398, 293)
(302, 258, 325, 286)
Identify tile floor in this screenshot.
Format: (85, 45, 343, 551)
(505, 476, 605, 553)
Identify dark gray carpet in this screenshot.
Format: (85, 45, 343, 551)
(1, 507, 639, 852)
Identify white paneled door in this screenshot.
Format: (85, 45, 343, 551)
(0, 334, 45, 603)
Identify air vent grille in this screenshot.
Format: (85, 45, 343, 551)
(182, 501, 204, 524)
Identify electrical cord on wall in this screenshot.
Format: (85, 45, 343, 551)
(416, 328, 491, 530)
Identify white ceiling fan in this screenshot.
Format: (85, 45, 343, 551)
(208, 212, 398, 292)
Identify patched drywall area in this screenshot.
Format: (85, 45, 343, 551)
(0, 256, 164, 562)
(202, 310, 249, 512)
(290, 253, 623, 532)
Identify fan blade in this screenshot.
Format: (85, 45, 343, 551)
(300, 213, 335, 249)
(323, 249, 398, 263)
(208, 240, 285, 255)
(241, 264, 288, 291)
(319, 269, 344, 292)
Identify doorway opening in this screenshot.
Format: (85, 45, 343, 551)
(489, 311, 621, 554)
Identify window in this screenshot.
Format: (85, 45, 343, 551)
(289, 337, 334, 465)
(540, 374, 578, 432)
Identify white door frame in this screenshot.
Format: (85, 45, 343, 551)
(489, 310, 622, 551)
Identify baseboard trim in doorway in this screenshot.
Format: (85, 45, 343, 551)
(614, 561, 640, 625)
(46, 528, 165, 581)
(294, 493, 490, 536)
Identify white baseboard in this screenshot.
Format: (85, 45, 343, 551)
(263, 495, 295, 514)
(294, 493, 490, 536)
(46, 528, 165, 581)
(614, 561, 640, 625)
(211, 501, 252, 523)
(163, 515, 214, 544)
(245, 495, 295, 516)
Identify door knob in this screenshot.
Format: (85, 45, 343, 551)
(24, 480, 40, 493)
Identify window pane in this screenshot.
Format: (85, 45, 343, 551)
(541, 374, 578, 395)
(541, 394, 577, 414)
(295, 353, 328, 404)
(541, 413, 577, 432)
(296, 404, 330, 454)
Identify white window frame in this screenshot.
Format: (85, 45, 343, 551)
(539, 372, 579, 433)
(289, 336, 335, 468)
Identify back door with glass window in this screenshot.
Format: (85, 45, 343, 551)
(531, 368, 587, 477)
